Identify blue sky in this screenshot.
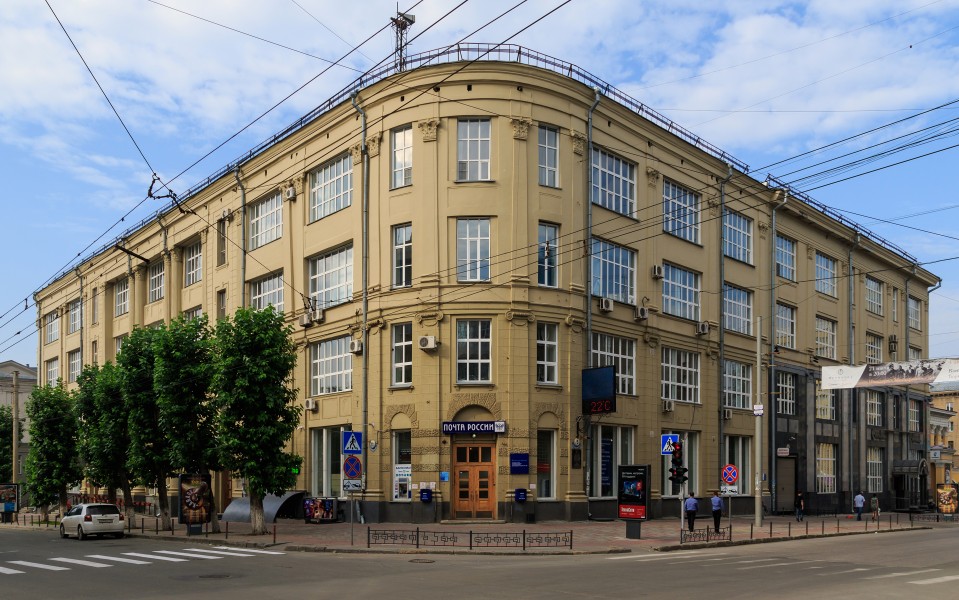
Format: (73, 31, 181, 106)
(3, 0, 959, 367)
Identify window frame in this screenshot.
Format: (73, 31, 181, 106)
(591, 147, 635, 217)
(867, 447, 884, 493)
(662, 263, 700, 321)
(249, 272, 284, 312)
(456, 118, 491, 182)
(392, 224, 413, 289)
(68, 349, 81, 383)
(456, 319, 492, 384)
(591, 238, 636, 304)
(775, 234, 796, 281)
(536, 429, 556, 499)
(865, 276, 883, 315)
(723, 209, 752, 263)
(815, 381, 837, 421)
(44, 310, 60, 344)
(308, 244, 354, 309)
(723, 283, 752, 335)
(866, 390, 884, 427)
(310, 154, 353, 222)
(777, 371, 796, 416)
(538, 125, 559, 188)
(815, 252, 838, 297)
(775, 303, 796, 349)
(591, 424, 633, 498)
(816, 443, 837, 494)
(908, 296, 922, 330)
(865, 333, 883, 364)
(68, 299, 81, 334)
(249, 192, 283, 250)
(45, 357, 59, 386)
(114, 278, 130, 317)
(391, 125, 413, 189)
(662, 346, 700, 404)
(310, 335, 353, 396)
(536, 322, 559, 385)
(184, 241, 203, 287)
(663, 178, 700, 243)
(815, 316, 837, 359)
(723, 360, 751, 409)
(391, 322, 413, 387)
(538, 222, 559, 288)
(216, 219, 228, 266)
(148, 260, 165, 303)
(591, 332, 635, 395)
(456, 218, 491, 282)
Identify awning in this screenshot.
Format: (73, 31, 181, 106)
(892, 459, 928, 475)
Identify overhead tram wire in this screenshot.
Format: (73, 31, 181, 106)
(287, 0, 375, 64)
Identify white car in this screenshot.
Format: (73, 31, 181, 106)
(59, 503, 125, 540)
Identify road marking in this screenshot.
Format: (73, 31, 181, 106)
(7, 561, 70, 571)
(0, 566, 26, 575)
(181, 548, 258, 557)
(49, 557, 113, 568)
(739, 560, 819, 570)
(213, 546, 285, 555)
(679, 557, 731, 564)
(86, 554, 151, 564)
(910, 574, 959, 585)
(122, 552, 187, 562)
(153, 550, 222, 560)
(734, 558, 776, 564)
(864, 569, 940, 580)
(609, 553, 719, 562)
(824, 568, 872, 575)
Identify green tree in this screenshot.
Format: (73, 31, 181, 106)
(0, 404, 21, 482)
(214, 307, 302, 534)
(154, 314, 221, 532)
(119, 326, 174, 530)
(24, 384, 81, 521)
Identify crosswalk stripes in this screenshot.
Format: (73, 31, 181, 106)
(48, 557, 113, 568)
(212, 545, 285, 555)
(121, 552, 188, 562)
(86, 554, 151, 565)
(153, 550, 223, 559)
(7, 560, 70, 571)
(0, 566, 25, 575)
(181, 548, 259, 557)
(911, 575, 959, 585)
(864, 568, 940, 579)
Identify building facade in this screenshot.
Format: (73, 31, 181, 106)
(33, 45, 939, 522)
(1, 360, 36, 483)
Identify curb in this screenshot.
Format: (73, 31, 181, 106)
(654, 525, 932, 552)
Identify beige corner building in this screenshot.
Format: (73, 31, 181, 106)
(34, 45, 939, 522)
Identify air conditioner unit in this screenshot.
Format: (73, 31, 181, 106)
(696, 321, 710, 335)
(418, 335, 437, 350)
(651, 265, 664, 279)
(662, 399, 675, 413)
(304, 398, 317, 412)
(722, 408, 733, 421)
(298, 308, 324, 328)
(310, 308, 324, 323)
(299, 313, 314, 328)
(348, 339, 363, 354)
(285, 186, 296, 200)
(634, 306, 650, 321)
(599, 297, 614, 313)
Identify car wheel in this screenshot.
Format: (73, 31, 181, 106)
(77, 526, 86, 541)
(59, 524, 68, 539)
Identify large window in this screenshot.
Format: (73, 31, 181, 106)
(723, 209, 752, 263)
(662, 432, 697, 497)
(816, 443, 837, 494)
(662, 347, 699, 404)
(775, 234, 796, 281)
(391, 125, 413, 188)
(216, 219, 228, 266)
(815, 252, 837, 296)
(393, 430, 412, 501)
(114, 334, 127, 356)
(725, 436, 751, 495)
(663, 179, 699, 243)
(456, 218, 490, 282)
(723, 360, 751, 409)
(591, 238, 635, 303)
(311, 426, 347, 498)
(909, 346, 922, 362)
(866, 333, 883, 364)
(183, 306, 202, 321)
(308, 245, 353, 309)
(775, 303, 796, 349)
(216, 289, 227, 320)
(815, 316, 837, 359)
(45, 357, 59, 386)
(148, 261, 165, 303)
(865, 277, 883, 315)
(662, 264, 700, 321)
(456, 319, 491, 383)
(536, 323, 559, 385)
(908, 296, 922, 330)
(392, 224, 412, 288)
(250, 273, 284, 312)
(537, 430, 556, 499)
(591, 425, 633, 497)
(310, 336, 352, 395)
(591, 147, 635, 217)
(867, 447, 884, 493)
(68, 299, 81, 334)
(391, 323, 413, 387)
(44, 310, 59, 343)
(310, 154, 352, 221)
(892, 288, 899, 322)
(538, 223, 558, 288)
(866, 390, 884, 427)
(249, 192, 283, 250)
(723, 284, 752, 334)
(909, 399, 921, 432)
(777, 371, 796, 416)
(457, 118, 491, 181)
(591, 332, 635, 395)
(816, 381, 837, 420)
(114, 278, 129, 317)
(67, 349, 81, 383)
(91, 287, 98, 324)
(184, 241, 202, 286)
(538, 125, 559, 188)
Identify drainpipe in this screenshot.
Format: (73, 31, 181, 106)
(352, 92, 370, 521)
(718, 164, 733, 492)
(847, 233, 861, 500)
(769, 189, 787, 513)
(584, 88, 601, 517)
(234, 169, 247, 308)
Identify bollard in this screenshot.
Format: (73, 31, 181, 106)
(836, 519, 840, 533)
(821, 521, 824, 535)
(769, 522, 772, 538)
(788, 522, 791, 537)
(864, 520, 868, 532)
(141, 518, 144, 534)
(750, 523, 753, 539)
(805, 521, 808, 536)
(155, 518, 159, 535)
(523, 529, 527, 552)
(273, 524, 276, 545)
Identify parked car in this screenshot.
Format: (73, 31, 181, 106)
(59, 503, 125, 540)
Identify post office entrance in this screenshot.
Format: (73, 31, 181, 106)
(452, 442, 496, 519)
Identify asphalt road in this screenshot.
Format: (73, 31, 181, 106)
(2, 525, 957, 599)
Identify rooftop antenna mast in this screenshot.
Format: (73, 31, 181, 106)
(391, 8, 415, 72)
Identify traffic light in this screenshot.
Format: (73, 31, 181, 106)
(669, 442, 689, 484)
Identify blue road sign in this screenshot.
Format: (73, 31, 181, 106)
(661, 434, 680, 455)
(343, 455, 363, 479)
(342, 431, 363, 455)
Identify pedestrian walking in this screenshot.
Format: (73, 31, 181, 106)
(684, 493, 699, 531)
(870, 494, 880, 521)
(795, 491, 805, 522)
(711, 491, 724, 533)
(854, 491, 866, 521)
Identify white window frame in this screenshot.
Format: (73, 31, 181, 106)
(865, 277, 883, 315)
(456, 218, 490, 282)
(776, 234, 796, 281)
(815, 316, 837, 359)
(723, 284, 752, 335)
(183, 306, 203, 321)
(536, 429, 556, 500)
(310, 154, 353, 222)
(456, 319, 492, 384)
(908, 296, 922, 330)
(44, 310, 59, 344)
(663, 264, 700, 321)
(310, 336, 353, 396)
(725, 436, 752, 495)
(591, 238, 636, 304)
(250, 273, 284, 312)
(114, 278, 129, 317)
(867, 447, 884, 493)
(393, 429, 412, 501)
(592, 332, 635, 395)
(815, 252, 837, 297)
(866, 333, 883, 364)
(148, 261, 165, 303)
(536, 322, 559, 385)
(662, 347, 699, 404)
(816, 381, 837, 421)
(723, 360, 751, 409)
(311, 425, 349, 498)
(456, 118, 491, 181)
(908, 346, 922, 362)
(663, 179, 699, 243)
(308, 245, 353, 309)
(776, 303, 796, 349)
(909, 400, 921, 432)
(68, 349, 81, 383)
(538, 223, 559, 288)
(392, 224, 412, 288)
(723, 209, 752, 263)
(184, 241, 202, 287)
(816, 443, 837, 494)
(391, 323, 413, 387)
(866, 390, 884, 427)
(68, 299, 81, 334)
(591, 424, 633, 498)
(591, 147, 635, 217)
(45, 357, 59, 386)
(538, 125, 559, 188)
(249, 192, 283, 250)
(391, 125, 413, 189)
(777, 371, 796, 416)
(216, 219, 227, 266)
(114, 334, 127, 356)
(91, 287, 98, 324)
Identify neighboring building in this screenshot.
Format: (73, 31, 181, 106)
(33, 44, 938, 522)
(0, 360, 36, 482)
(930, 382, 959, 502)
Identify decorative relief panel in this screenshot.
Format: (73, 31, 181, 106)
(511, 117, 532, 140)
(384, 403, 419, 430)
(646, 167, 661, 188)
(418, 119, 440, 142)
(757, 221, 770, 239)
(446, 393, 500, 420)
(350, 143, 363, 164)
(505, 310, 534, 325)
(366, 132, 382, 158)
(571, 131, 586, 155)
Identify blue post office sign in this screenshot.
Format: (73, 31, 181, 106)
(510, 453, 530, 475)
(442, 421, 506, 434)
(515, 488, 528, 503)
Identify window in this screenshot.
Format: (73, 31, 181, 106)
(184, 241, 202, 286)
(250, 273, 284, 312)
(456, 319, 491, 383)
(216, 219, 228, 266)
(456, 118, 491, 181)
(591, 425, 633, 497)
(777, 371, 796, 416)
(591, 147, 635, 217)
(815, 252, 837, 296)
(538, 125, 559, 187)
(216, 289, 227, 320)
(68, 349, 81, 383)
(392, 224, 412, 288)
(909, 346, 922, 362)
(663, 179, 699, 243)
(393, 430, 412, 501)
(723, 284, 752, 335)
(249, 192, 283, 250)
(892, 288, 899, 322)
(775, 235, 796, 280)
(91, 340, 98, 366)
(662, 347, 699, 404)
(45, 357, 59, 386)
(308, 245, 353, 309)
(44, 310, 59, 343)
(391, 323, 413, 387)
(538, 223, 558, 288)
(456, 218, 490, 282)
(816, 443, 837, 494)
(591, 238, 636, 303)
(866, 333, 883, 364)
(893, 396, 902, 430)
(725, 436, 751, 495)
(865, 277, 883, 315)
(592, 332, 635, 395)
(908, 296, 922, 330)
(909, 400, 921, 432)
(91, 287, 98, 324)
(537, 430, 556, 499)
(311, 426, 348, 498)
(723, 209, 752, 263)
(391, 125, 413, 188)
(114, 278, 129, 316)
(662, 432, 697, 497)
(815, 381, 837, 420)
(148, 261, 164, 303)
(310, 154, 352, 221)
(775, 303, 796, 349)
(183, 306, 203, 321)
(723, 360, 751, 409)
(867, 447, 884, 493)
(68, 299, 81, 334)
(114, 334, 127, 356)
(310, 336, 352, 395)
(866, 390, 884, 427)
(662, 264, 700, 321)
(815, 316, 837, 359)
(536, 323, 559, 385)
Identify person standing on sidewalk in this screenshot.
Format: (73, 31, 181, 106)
(711, 491, 724, 533)
(854, 491, 866, 521)
(685, 493, 699, 531)
(795, 491, 805, 522)
(870, 494, 880, 521)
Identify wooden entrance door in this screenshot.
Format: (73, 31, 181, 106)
(453, 444, 496, 519)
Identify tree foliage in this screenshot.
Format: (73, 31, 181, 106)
(24, 384, 81, 519)
(0, 404, 21, 482)
(214, 307, 301, 534)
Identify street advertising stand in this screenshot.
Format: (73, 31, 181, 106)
(179, 474, 212, 535)
(618, 465, 649, 539)
(304, 497, 339, 523)
(1, 483, 18, 524)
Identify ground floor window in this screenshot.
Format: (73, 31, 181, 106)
(867, 447, 884, 493)
(661, 431, 698, 497)
(816, 443, 837, 494)
(392, 430, 412, 501)
(590, 425, 633, 498)
(537, 429, 556, 500)
(311, 425, 348, 498)
(724, 436, 751, 495)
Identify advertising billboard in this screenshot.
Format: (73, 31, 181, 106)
(0, 484, 18, 513)
(617, 464, 649, 520)
(178, 474, 212, 524)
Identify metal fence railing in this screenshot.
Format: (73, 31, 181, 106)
(367, 527, 573, 550)
(681, 526, 731, 544)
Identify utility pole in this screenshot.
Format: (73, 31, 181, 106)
(12, 370, 20, 484)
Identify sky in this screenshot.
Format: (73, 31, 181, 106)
(3, 0, 959, 368)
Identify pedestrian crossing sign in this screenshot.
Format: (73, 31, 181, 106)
(342, 431, 363, 455)
(661, 434, 680, 455)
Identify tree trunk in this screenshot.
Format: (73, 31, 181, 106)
(57, 483, 68, 521)
(250, 493, 266, 535)
(121, 482, 135, 524)
(207, 471, 221, 533)
(107, 487, 118, 505)
(158, 480, 172, 531)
